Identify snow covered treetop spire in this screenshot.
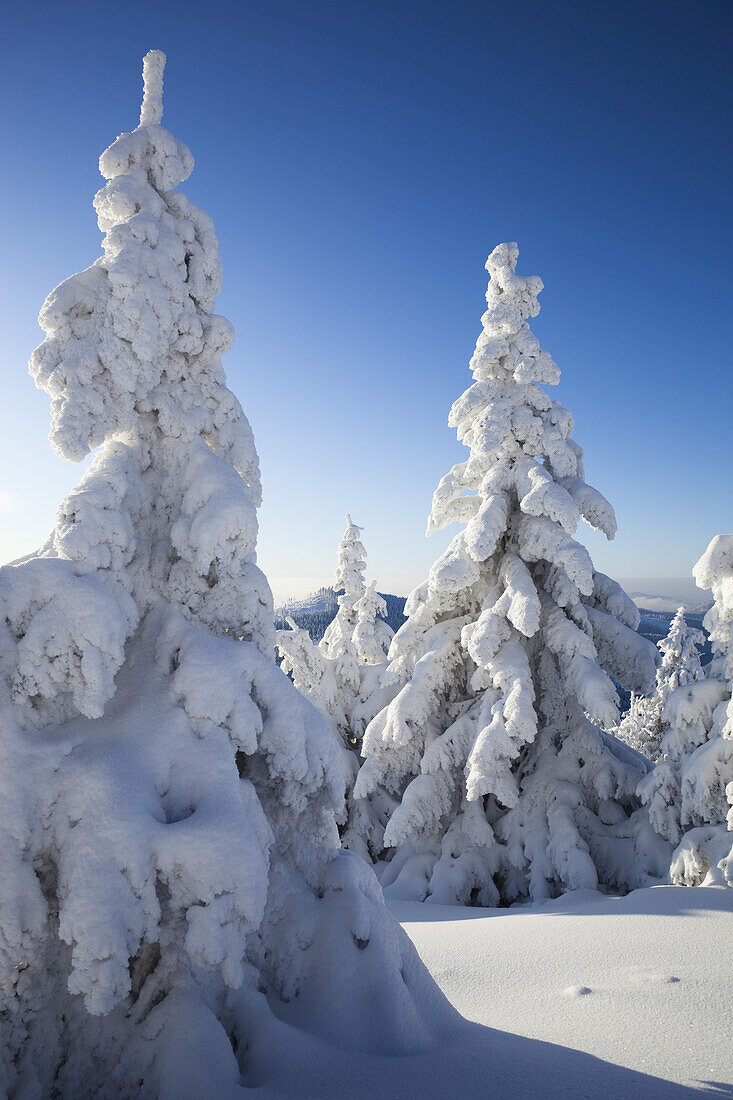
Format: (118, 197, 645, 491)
(16, 50, 268, 728)
(334, 514, 367, 598)
(470, 242, 559, 387)
(139, 49, 166, 126)
(320, 514, 369, 661)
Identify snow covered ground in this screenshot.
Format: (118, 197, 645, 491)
(233, 886, 731, 1099)
(394, 885, 733, 1097)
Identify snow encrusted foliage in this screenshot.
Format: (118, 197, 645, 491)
(354, 243, 667, 904)
(616, 608, 704, 761)
(277, 518, 396, 858)
(0, 54, 458, 1097)
(639, 536, 733, 887)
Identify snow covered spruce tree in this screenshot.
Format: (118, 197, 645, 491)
(613, 692, 652, 757)
(354, 580, 396, 665)
(277, 516, 393, 746)
(0, 53, 458, 1097)
(639, 537, 733, 886)
(321, 515, 373, 660)
(616, 607, 704, 760)
(354, 242, 667, 904)
(277, 518, 396, 857)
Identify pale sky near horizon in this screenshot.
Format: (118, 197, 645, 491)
(1, 0, 731, 605)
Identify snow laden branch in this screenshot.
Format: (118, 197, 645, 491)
(0, 53, 457, 1097)
(354, 243, 666, 904)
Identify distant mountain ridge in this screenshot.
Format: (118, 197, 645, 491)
(630, 592, 713, 615)
(274, 587, 407, 641)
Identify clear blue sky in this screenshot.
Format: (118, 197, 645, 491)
(1, 0, 731, 602)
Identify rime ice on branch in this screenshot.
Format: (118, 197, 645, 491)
(640, 536, 733, 886)
(354, 243, 667, 903)
(0, 53, 457, 1097)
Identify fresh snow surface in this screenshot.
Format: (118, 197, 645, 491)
(393, 885, 733, 1097)
(205, 886, 731, 1100)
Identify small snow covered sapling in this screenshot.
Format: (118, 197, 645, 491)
(616, 607, 705, 761)
(0, 53, 458, 1097)
(353, 581, 395, 666)
(354, 243, 667, 904)
(276, 517, 397, 858)
(320, 515, 368, 655)
(277, 515, 393, 747)
(639, 536, 733, 885)
(614, 692, 654, 757)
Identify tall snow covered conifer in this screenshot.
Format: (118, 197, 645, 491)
(354, 243, 666, 904)
(616, 607, 704, 761)
(0, 53, 458, 1097)
(639, 537, 733, 886)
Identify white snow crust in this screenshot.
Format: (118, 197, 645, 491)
(394, 884, 733, 1096)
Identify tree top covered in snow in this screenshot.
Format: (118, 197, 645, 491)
(140, 48, 166, 127)
(19, 40, 270, 732)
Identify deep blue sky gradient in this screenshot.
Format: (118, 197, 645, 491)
(1, 0, 731, 600)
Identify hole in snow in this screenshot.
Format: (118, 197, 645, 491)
(353, 936, 369, 951)
(160, 794, 195, 824)
(162, 806, 194, 824)
(236, 750, 250, 779)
